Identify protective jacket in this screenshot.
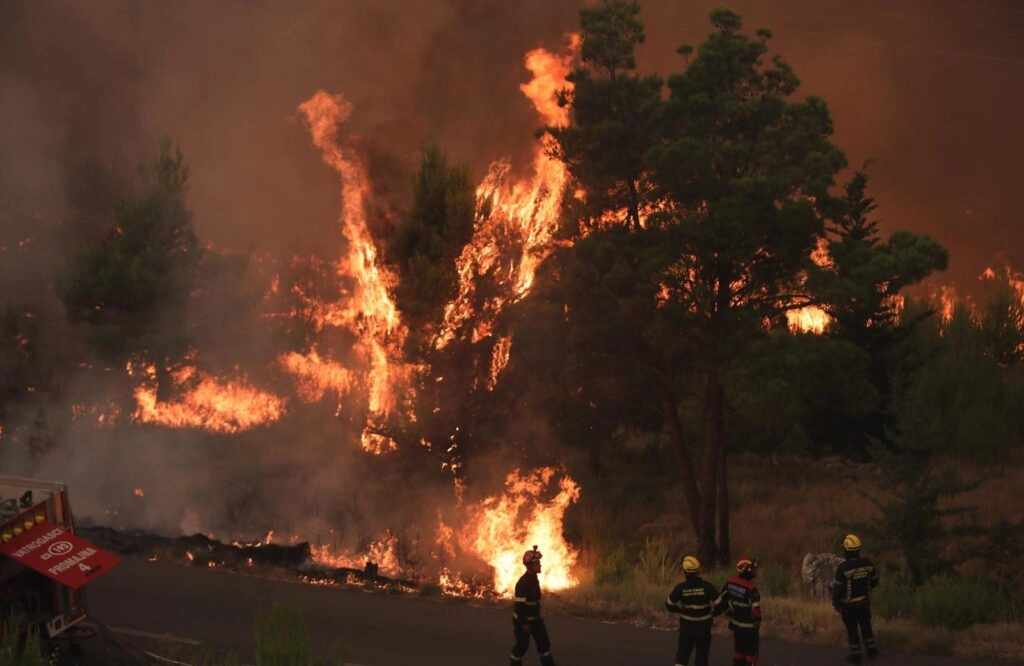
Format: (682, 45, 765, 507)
(718, 575, 762, 630)
(513, 571, 542, 624)
(832, 555, 879, 606)
(665, 576, 720, 631)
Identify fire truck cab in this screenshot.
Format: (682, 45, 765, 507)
(0, 475, 118, 645)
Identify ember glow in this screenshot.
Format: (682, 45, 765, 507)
(786, 306, 829, 334)
(310, 532, 403, 578)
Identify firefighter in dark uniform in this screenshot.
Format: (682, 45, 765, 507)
(718, 556, 762, 666)
(510, 545, 557, 666)
(665, 555, 721, 666)
(832, 533, 880, 663)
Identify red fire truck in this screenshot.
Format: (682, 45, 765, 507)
(0, 475, 120, 644)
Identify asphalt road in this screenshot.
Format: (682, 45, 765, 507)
(74, 557, 1012, 666)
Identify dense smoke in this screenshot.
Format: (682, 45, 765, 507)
(1, 0, 1022, 563)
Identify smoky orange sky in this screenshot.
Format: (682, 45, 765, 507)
(2, 0, 1022, 292)
(0, 0, 1022, 567)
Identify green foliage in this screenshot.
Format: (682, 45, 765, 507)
(871, 566, 917, 620)
(896, 297, 1018, 460)
(253, 602, 350, 666)
(728, 332, 876, 456)
(548, 4, 852, 562)
(869, 443, 980, 585)
(807, 170, 948, 455)
(594, 544, 634, 586)
(544, 1, 662, 229)
(977, 267, 1024, 366)
(913, 576, 1001, 629)
(636, 537, 674, 586)
(0, 615, 51, 666)
(966, 520, 1024, 620)
(390, 145, 475, 335)
(704, 568, 731, 591)
(758, 563, 792, 597)
(254, 602, 312, 666)
(58, 138, 201, 395)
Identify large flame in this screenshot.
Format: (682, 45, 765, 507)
(131, 363, 286, 434)
(292, 91, 416, 450)
(433, 37, 578, 365)
(461, 467, 580, 596)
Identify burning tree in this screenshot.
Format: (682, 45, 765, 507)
(545, 5, 848, 564)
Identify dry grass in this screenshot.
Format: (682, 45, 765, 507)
(555, 450, 1024, 662)
(725, 449, 1024, 575)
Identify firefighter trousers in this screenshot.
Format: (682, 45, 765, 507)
(840, 601, 877, 659)
(675, 627, 712, 666)
(730, 627, 759, 665)
(510, 619, 555, 666)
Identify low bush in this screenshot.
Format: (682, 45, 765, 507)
(872, 567, 917, 620)
(637, 537, 675, 586)
(0, 615, 52, 666)
(255, 602, 312, 666)
(914, 576, 1001, 629)
(593, 545, 634, 586)
(759, 563, 792, 597)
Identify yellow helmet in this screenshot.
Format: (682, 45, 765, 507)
(681, 555, 701, 574)
(843, 534, 862, 551)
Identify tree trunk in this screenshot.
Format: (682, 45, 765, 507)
(660, 383, 700, 536)
(155, 361, 173, 403)
(626, 179, 641, 231)
(716, 423, 730, 567)
(697, 370, 722, 564)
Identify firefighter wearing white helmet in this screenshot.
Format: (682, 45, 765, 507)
(510, 545, 557, 666)
(665, 555, 722, 666)
(832, 533, 880, 663)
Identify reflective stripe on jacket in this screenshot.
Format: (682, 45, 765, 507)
(717, 576, 762, 630)
(513, 571, 542, 622)
(833, 556, 879, 605)
(666, 576, 720, 626)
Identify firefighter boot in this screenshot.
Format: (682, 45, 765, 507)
(540, 654, 556, 666)
(866, 647, 879, 659)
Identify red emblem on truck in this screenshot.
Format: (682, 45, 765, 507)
(0, 521, 120, 589)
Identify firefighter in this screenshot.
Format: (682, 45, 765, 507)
(832, 533, 880, 663)
(510, 545, 557, 666)
(665, 555, 721, 666)
(718, 556, 762, 666)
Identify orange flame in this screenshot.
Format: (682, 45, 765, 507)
(460, 467, 580, 596)
(786, 306, 830, 334)
(131, 364, 286, 434)
(280, 348, 354, 402)
(311, 532, 403, 578)
(433, 36, 579, 384)
(293, 91, 416, 450)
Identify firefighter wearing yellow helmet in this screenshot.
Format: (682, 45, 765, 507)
(510, 545, 557, 666)
(665, 555, 722, 666)
(832, 534, 880, 663)
(717, 556, 762, 666)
